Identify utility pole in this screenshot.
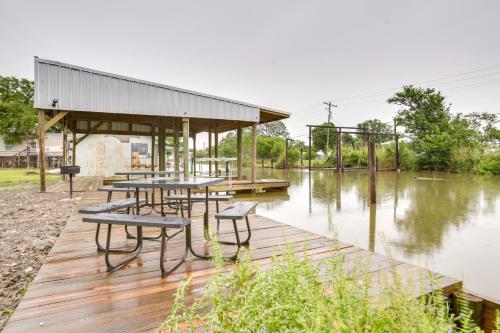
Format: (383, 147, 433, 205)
(323, 101, 337, 159)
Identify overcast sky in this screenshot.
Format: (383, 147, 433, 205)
(1, 0, 499, 142)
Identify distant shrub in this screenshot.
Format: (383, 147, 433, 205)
(475, 154, 500, 175)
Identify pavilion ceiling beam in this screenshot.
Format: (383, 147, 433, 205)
(44, 111, 69, 131)
(75, 121, 104, 145)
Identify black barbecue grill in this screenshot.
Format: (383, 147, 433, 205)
(60, 166, 80, 198)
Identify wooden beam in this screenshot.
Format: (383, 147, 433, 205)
(75, 121, 104, 145)
(214, 128, 219, 176)
(182, 118, 189, 178)
(72, 121, 76, 166)
(158, 120, 166, 172)
(151, 124, 156, 171)
(44, 111, 68, 132)
(251, 124, 257, 183)
(38, 110, 46, 192)
(236, 124, 243, 180)
(62, 119, 67, 179)
(192, 133, 196, 176)
(208, 130, 212, 175)
(173, 118, 180, 172)
(368, 136, 376, 205)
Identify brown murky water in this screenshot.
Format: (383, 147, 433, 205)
(240, 168, 500, 299)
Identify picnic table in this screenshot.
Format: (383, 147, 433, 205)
(113, 177, 224, 259)
(114, 170, 180, 213)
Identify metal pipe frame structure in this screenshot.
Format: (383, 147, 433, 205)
(306, 124, 399, 171)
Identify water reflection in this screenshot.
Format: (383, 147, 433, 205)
(243, 167, 500, 299)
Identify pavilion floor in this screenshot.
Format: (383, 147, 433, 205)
(3, 177, 461, 333)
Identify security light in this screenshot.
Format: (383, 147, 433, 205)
(52, 99, 59, 107)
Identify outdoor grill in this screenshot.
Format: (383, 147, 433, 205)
(60, 165, 80, 198)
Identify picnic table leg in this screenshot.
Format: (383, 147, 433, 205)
(203, 186, 210, 240)
(217, 216, 251, 246)
(104, 224, 143, 272)
(187, 188, 240, 261)
(160, 227, 188, 278)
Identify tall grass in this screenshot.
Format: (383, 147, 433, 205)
(158, 241, 490, 332)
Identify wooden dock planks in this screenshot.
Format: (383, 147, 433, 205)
(3, 184, 461, 333)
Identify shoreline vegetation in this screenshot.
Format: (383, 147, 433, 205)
(159, 240, 500, 332)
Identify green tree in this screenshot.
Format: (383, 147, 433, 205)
(0, 76, 37, 144)
(257, 120, 289, 139)
(311, 122, 336, 156)
(465, 112, 499, 144)
(356, 119, 393, 144)
(387, 85, 451, 138)
(341, 133, 356, 149)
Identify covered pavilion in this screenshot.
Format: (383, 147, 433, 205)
(34, 57, 289, 191)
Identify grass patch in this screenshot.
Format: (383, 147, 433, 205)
(159, 241, 491, 332)
(0, 168, 60, 189)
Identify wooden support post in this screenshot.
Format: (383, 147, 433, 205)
(395, 134, 400, 171)
(453, 292, 484, 328)
(236, 124, 243, 179)
(151, 124, 155, 171)
(173, 119, 179, 172)
(72, 121, 76, 166)
(38, 109, 46, 192)
(182, 118, 189, 178)
(368, 135, 376, 205)
(336, 129, 341, 172)
(251, 124, 257, 183)
(214, 129, 219, 176)
(192, 133, 196, 176)
(336, 172, 341, 211)
(369, 204, 376, 252)
(308, 126, 312, 171)
(158, 121, 166, 172)
(208, 130, 212, 175)
(62, 119, 67, 179)
(285, 139, 289, 169)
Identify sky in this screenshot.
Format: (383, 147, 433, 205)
(1, 0, 500, 143)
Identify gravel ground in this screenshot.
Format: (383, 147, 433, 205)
(0, 188, 76, 331)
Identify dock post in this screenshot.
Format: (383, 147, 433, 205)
(158, 120, 166, 172)
(208, 129, 212, 175)
(214, 129, 219, 176)
(72, 120, 76, 167)
(336, 129, 340, 172)
(38, 109, 46, 192)
(308, 126, 312, 171)
(62, 119, 67, 179)
(182, 118, 189, 178)
(192, 133, 196, 176)
(237, 124, 243, 179)
(251, 123, 257, 183)
(368, 135, 376, 205)
(173, 118, 179, 173)
(151, 124, 155, 171)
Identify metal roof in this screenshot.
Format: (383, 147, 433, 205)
(34, 57, 289, 124)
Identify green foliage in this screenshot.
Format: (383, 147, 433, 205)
(0, 102, 38, 144)
(0, 76, 34, 104)
(311, 122, 337, 155)
(0, 76, 37, 144)
(357, 119, 393, 143)
(474, 154, 500, 175)
(388, 85, 451, 138)
(159, 242, 477, 333)
(342, 148, 368, 168)
(257, 120, 289, 139)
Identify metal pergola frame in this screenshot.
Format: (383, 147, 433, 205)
(306, 125, 399, 171)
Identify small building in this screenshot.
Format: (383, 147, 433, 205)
(33, 57, 289, 191)
(0, 133, 62, 168)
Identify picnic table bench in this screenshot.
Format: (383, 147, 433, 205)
(83, 213, 190, 277)
(79, 198, 146, 251)
(214, 201, 257, 259)
(164, 193, 233, 220)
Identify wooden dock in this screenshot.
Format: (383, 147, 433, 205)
(4, 178, 461, 333)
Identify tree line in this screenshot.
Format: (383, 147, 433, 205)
(1, 76, 498, 174)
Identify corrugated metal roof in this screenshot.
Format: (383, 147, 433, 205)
(34, 57, 289, 123)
